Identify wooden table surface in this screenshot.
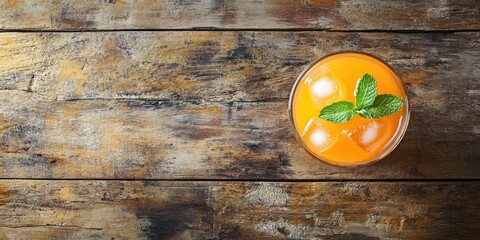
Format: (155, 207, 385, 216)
(0, 1, 479, 239)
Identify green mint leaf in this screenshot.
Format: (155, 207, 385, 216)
(355, 108, 372, 119)
(355, 73, 377, 109)
(319, 101, 355, 123)
(363, 94, 403, 119)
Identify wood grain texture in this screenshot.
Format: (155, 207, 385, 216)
(0, 31, 479, 179)
(0, 0, 479, 30)
(0, 180, 478, 239)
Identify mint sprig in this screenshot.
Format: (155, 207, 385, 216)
(319, 73, 403, 123)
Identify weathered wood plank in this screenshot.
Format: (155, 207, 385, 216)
(0, 95, 479, 179)
(0, 180, 478, 239)
(0, 31, 479, 179)
(0, 0, 479, 31)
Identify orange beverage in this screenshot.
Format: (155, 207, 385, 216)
(289, 52, 410, 166)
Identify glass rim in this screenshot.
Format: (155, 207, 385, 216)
(288, 50, 411, 167)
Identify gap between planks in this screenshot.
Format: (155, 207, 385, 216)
(0, 178, 478, 183)
(1, 28, 480, 33)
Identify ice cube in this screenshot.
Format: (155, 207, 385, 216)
(343, 120, 390, 152)
(305, 69, 341, 109)
(310, 77, 336, 98)
(301, 118, 337, 153)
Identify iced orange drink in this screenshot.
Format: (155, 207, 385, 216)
(289, 52, 410, 166)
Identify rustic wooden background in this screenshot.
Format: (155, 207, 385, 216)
(0, 0, 479, 239)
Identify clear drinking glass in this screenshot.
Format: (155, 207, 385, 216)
(288, 51, 410, 167)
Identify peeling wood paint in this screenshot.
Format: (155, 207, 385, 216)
(245, 183, 290, 207)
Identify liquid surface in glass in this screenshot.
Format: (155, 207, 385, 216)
(291, 52, 408, 166)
